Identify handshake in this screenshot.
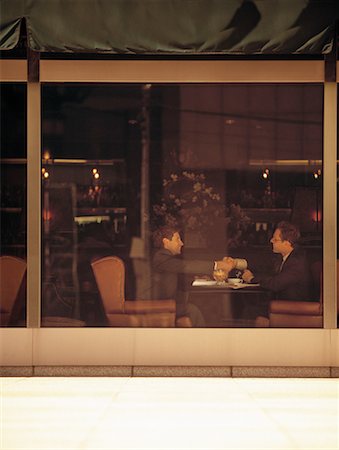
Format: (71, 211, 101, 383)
(214, 257, 255, 283)
(214, 257, 247, 274)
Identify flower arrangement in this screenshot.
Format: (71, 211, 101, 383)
(224, 203, 252, 248)
(152, 171, 225, 236)
(152, 170, 252, 248)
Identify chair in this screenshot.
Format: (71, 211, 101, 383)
(267, 261, 323, 328)
(91, 256, 176, 327)
(0, 256, 27, 326)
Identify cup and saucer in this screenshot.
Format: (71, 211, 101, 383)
(227, 277, 243, 286)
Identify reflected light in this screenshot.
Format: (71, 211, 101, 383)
(74, 215, 110, 224)
(43, 171, 49, 179)
(94, 172, 100, 179)
(43, 209, 52, 221)
(92, 168, 98, 174)
(43, 150, 51, 160)
(262, 169, 269, 179)
(312, 210, 322, 223)
(250, 159, 322, 166)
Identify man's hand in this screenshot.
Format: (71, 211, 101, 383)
(222, 256, 236, 269)
(215, 258, 234, 273)
(242, 269, 254, 283)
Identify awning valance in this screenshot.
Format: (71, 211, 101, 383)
(0, 0, 338, 55)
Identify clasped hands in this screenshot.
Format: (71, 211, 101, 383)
(215, 257, 254, 283)
(214, 257, 236, 274)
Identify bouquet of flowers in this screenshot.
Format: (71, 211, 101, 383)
(224, 203, 252, 248)
(152, 171, 225, 235)
(152, 170, 252, 248)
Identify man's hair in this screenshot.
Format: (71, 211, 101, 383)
(276, 221, 300, 247)
(153, 225, 179, 248)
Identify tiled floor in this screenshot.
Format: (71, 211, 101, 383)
(1, 377, 338, 449)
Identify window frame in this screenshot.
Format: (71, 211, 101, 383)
(0, 58, 337, 368)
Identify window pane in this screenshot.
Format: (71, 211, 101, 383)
(0, 83, 27, 327)
(41, 83, 323, 328)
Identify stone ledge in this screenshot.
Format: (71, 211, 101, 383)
(33, 365, 132, 377)
(232, 366, 332, 378)
(133, 366, 232, 377)
(1, 365, 338, 377)
(0, 366, 34, 377)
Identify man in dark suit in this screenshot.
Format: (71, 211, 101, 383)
(242, 221, 311, 301)
(152, 225, 233, 326)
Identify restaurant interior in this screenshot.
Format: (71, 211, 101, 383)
(1, 82, 326, 328)
(0, 1, 338, 378)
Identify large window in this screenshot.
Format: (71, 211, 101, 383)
(41, 83, 323, 328)
(0, 83, 27, 327)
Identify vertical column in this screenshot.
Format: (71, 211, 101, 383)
(140, 83, 151, 257)
(323, 80, 337, 329)
(27, 50, 41, 327)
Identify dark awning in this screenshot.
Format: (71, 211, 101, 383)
(0, 0, 338, 55)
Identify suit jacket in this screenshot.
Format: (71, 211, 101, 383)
(152, 248, 213, 316)
(252, 247, 311, 301)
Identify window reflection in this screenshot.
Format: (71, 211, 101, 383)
(337, 92, 339, 328)
(41, 83, 323, 328)
(0, 84, 27, 327)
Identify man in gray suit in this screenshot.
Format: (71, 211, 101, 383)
(152, 225, 233, 326)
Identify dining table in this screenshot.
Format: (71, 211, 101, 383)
(188, 278, 268, 327)
(190, 278, 263, 294)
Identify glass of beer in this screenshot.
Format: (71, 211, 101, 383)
(213, 268, 227, 284)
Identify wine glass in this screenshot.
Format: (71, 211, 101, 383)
(213, 268, 227, 284)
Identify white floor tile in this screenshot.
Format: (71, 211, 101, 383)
(1, 377, 338, 450)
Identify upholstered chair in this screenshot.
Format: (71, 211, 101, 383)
(91, 256, 176, 327)
(267, 261, 323, 328)
(0, 256, 26, 326)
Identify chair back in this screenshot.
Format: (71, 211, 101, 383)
(268, 259, 323, 328)
(0, 256, 27, 325)
(91, 256, 125, 313)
